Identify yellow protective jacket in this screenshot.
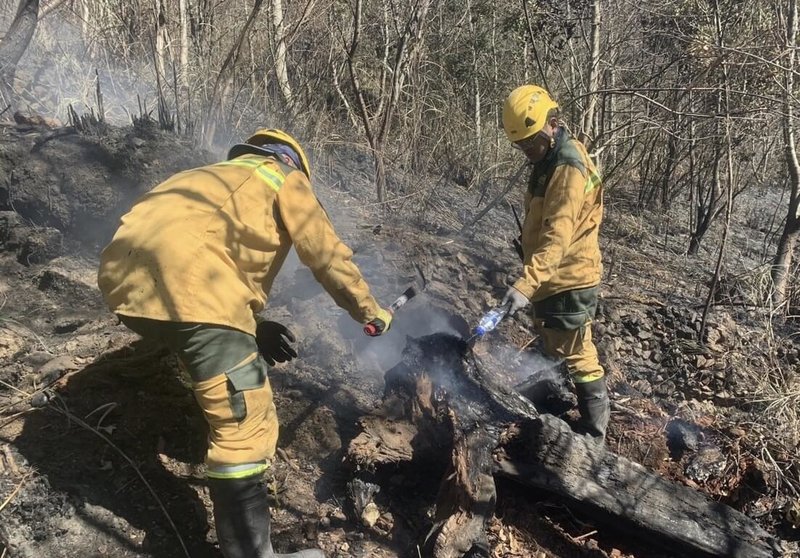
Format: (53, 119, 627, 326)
(98, 154, 382, 335)
(513, 130, 603, 302)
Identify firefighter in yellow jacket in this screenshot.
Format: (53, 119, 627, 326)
(98, 129, 392, 558)
(500, 85, 610, 439)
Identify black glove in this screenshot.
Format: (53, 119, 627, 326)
(255, 321, 297, 366)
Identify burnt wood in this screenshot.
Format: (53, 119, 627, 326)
(347, 334, 779, 558)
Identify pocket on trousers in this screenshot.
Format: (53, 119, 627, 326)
(534, 287, 598, 330)
(540, 326, 585, 359)
(544, 311, 589, 330)
(224, 357, 268, 422)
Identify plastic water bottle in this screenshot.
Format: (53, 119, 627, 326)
(473, 302, 511, 337)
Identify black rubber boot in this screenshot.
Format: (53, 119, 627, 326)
(575, 377, 610, 439)
(208, 476, 325, 558)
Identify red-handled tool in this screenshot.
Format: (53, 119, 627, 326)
(363, 321, 383, 336)
(363, 265, 427, 336)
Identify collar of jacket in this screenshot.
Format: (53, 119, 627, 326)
(535, 127, 567, 172)
(527, 127, 570, 196)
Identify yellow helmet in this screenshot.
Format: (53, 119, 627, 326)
(502, 85, 559, 143)
(228, 128, 311, 180)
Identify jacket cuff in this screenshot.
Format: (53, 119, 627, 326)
(373, 307, 392, 326)
(360, 297, 382, 324)
(512, 279, 535, 300)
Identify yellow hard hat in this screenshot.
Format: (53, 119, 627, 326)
(228, 128, 311, 180)
(502, 85, 559, 143)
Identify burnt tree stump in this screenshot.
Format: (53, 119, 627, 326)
(346, 334, 780, 558)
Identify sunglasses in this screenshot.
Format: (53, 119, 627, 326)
(512, 130, 550, 152)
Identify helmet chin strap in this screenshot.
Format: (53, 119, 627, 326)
(278, 153, 297, 169)
(256, 142, 302, 170)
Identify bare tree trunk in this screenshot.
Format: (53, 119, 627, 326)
(700, 0, 736, 339)
(153, 0, 169, 84)
(329, 47, 359, 129)
(580, 0, 601, 148)
(472, 57, 481, 158)
(173, 0, 190, 132)
(342, 0, 381, 197)
(375, 0, 430, 153)
(522, 40, 529, 84)
(688, 91, 697, 237)
(661, 122, 678, 209)
(688, 95, 723, 256)
(38, 0, 67, 19)
(343, 0, 430, 203)
(178, 0, 189, 91)
(688, 151, 720, 256)
(202, 0, 264, 147)
(772, 219, 800, 305)
(0, 0, 39, 114)
(271, 0, 294, 109)
(179, 0, 189, 70)
(521, 0, 548, 89)
(606, 64, 616, 168)
(772, 0, 800, 307)
(374, 3, 389, 118)
(80, 0, 90, 50)
(492, 4, 501, 182)
(467, 0, 481, 162)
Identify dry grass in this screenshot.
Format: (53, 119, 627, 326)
(603, 184, 800, 506)
(727, 289, 800, 500)
(0, 472, 33, 513)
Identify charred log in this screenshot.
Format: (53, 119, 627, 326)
(350, 334, 536, 558)
(346, 333, 779, 558)
(496, 415, 778, 558)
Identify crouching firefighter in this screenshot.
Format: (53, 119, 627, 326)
(500, 85, 610, 439)
(97, 129, 393, 557)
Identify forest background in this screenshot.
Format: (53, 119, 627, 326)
(2, 0, 800, 312)
(2, 1, 800, 555)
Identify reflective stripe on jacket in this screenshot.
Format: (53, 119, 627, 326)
(98, 154, 381, 334)
(513, 131, 603, 301)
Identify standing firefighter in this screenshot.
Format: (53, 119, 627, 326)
(500, 85, 610, 439)
(97, 129, 392, 558)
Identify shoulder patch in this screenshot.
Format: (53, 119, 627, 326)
(553, 140, 587, 176)
(216, 156, 287, 192)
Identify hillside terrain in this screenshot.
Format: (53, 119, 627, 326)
(0, 122, 798, 557)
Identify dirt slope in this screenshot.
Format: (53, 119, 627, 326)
(0, 123, 798, 558)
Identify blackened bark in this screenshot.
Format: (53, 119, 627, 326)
(348, 334, 780, 558)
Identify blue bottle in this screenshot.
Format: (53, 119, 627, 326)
(473, 302, 512, 337)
